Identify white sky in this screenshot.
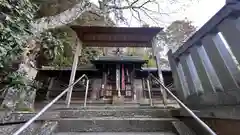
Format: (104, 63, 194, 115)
(182, 0, 225, 27)
(90, 0, 226, 28)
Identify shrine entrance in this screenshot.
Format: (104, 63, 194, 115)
(65, 26, 163, 105)
(91, 55, 147, 102)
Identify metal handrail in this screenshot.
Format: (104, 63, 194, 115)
(146, 79, 153, 106)
(13, 74, 89, 135)
(149, 74, 217, 135)
(84, 79, 90, 108)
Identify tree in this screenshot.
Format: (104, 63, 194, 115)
(31, 0, 198, 65)
(161, 19, 196, 52)
(31, 0, 197, 33)
(0, 0, 41, 111)
(150, 19, 196, 70)
(33, 1, 110, 67)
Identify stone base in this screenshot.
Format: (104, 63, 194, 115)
(139, 98, 151, 106)
(112, 96, 124, 105)
(185, 90, 240, 109)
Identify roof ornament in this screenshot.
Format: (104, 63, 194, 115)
(112, 48, 124, 56)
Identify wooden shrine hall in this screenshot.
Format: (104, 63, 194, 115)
(35, 26, 173, 105)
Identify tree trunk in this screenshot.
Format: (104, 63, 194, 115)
(1, 64, 38, 111)
(32, 0, 104, 33)
(1, 40, 39, 112)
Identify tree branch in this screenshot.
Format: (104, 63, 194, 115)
(108, 0, 153, 10)
(31, 0, 104, 34)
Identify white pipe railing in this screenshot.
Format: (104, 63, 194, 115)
(149, 74, 217, 135)
(13, 74, 89, 135)
(146, 79, 153, 106)
(84, 79, 90, 108)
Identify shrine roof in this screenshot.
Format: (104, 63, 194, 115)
(70, 26, 162, 47)
(39, 65, 97, 71)
(141, 67, 171, 72)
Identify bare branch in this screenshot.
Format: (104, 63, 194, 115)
(108, 0, 153, 10)
(104, 0, 196, 26)
(139, 8, 159, 26)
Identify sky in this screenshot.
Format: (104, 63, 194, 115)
(182, 0, 225, 27)
(90, 0, 226, 28)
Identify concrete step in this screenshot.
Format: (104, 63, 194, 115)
(0, 123, 41, 135)
(59, 108, 172, 118)
(172, 121, 197, 135)
(56, 117, 178, 132)
(35, 104, 175, 112)
(54, 132, 177, 135)
(0, 121, 57, 135)
(35, 100, 179, 111)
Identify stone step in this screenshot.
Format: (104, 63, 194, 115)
(35, 100, 179, 111)
(0, 121, 57, 135)
(56, 117, 178, 132)
(0, 123, 41, 135)
(35, 104, 174, 111)
(172, 121, 197, 135)
(54, 132, 177, 135)
(59, 109, 172, 118)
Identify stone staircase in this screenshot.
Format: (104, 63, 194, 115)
(0, 105, 196, 135)
(55, 107, 176, 134)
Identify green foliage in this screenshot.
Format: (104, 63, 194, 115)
(0, 0, 37, 69)
(37, 27, 103, 67)
(51, 54, 73, 67)
(0, 0, 38, 94)
(6, 72, 28, 88)
(147, 58, 157, 67)
(79, 47, 103, 65)
(4, 71, 42, 90)
(39, 31, 64, 61)
(37, 28, 74, 68)
(143, 53, 156, 67)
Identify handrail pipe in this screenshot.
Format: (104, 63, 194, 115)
(84, 79, 90, 108)
(13, 74, 89, 135)
(149, 74, 217, 135)
(146, 79, 153, 106)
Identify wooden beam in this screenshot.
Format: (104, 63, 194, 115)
(83, 42, 152, 47)
(83, 33, 152, 42)
(71, 26, 162, 34)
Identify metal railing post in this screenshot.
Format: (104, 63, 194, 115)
(84, 79, 90, 108)
(149, 74, 217, 135)
(13, 74, 89, 135)
(146, 79, 153, 106)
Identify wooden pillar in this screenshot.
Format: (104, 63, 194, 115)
(151, 37, 167, 105)
(191, 45, 223, 92)
(167, 50, 189, 101)
(132, 65, 136, 100)
(101, 67, 107, 98)
(202, 35, 240, 90)
(218, 17, 240, 64)
(66, 40, 82, 107)
(179, 54, 204, 95)
(116, 64, 121, 97)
